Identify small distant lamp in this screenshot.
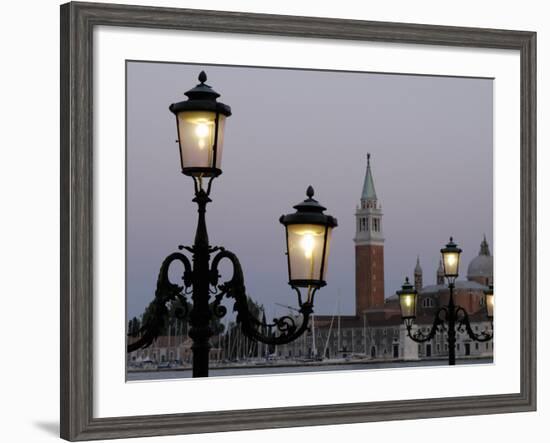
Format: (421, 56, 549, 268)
(440, 237, 462, 281)
(398, 277, 417, 327)
(484, 285, 494, 320)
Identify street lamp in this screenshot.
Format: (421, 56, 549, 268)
(397, 277, 417, 328)
(127, 72, 338, 378)
(399, 237, 493, 365)
(485, 285, 494, 320)
(280, 186, 337, 294)
(440, 237, 461, 281)
(169, 70, 231, 178)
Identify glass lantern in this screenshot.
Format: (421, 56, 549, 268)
(398, 277, 417, 323)
(440, 237, 462, 280)
(280, 186, 337, 289)
(484, 285, 494, 320)
(169, 71, 231, 178)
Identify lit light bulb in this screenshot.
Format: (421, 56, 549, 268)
(195, 122, 210, 137)
(300, 233, 315, 259)
(405, 296, 412, 307)
(195, 122, 210, 149)
(446, 255, 456, 266)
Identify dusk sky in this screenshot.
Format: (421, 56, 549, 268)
(126, 61, 493, 322)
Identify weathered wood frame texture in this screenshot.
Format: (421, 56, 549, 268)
(60, 2, 537, 441)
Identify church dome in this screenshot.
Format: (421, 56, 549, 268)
(467, 236, 493, 282)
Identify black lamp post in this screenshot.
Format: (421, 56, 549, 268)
(127, 72, 338, 377)
(399, 237, 493, 366)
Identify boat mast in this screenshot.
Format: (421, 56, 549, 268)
(322, 315, 335, 359)
(311, 313, 316, 358)
(337, 289, 341, 355)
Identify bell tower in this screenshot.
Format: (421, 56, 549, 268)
(355, 154, 385, 314)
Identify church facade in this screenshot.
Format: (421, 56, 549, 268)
(277, 154, 493, 363)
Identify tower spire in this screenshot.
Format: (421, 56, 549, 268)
(361, 153, 377, 202)
(415, 255, 422, 272)
(479, 234, 491, 256)
(437, 259, 445, 285)
(414, 255, 423, 290)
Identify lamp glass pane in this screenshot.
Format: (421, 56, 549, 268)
(399, 293, 416, 318)
(177, 111, 226, 170)
(442, 251, 460, 276)
(287, 224, 331, 283)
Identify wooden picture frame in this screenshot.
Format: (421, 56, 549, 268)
(60, 1, 536, 440)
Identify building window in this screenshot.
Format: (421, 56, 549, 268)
(365, 217, 369, 231)
(444, 344, 448, 351)
(457, 343, 460, 351)
(422, 298, 434, 308)
(436, 343, 440, 352)
(383, 328, 387, 336)
(475, 343, 479, 351)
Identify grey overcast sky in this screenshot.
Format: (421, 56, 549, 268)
(126, 61, 493, 321)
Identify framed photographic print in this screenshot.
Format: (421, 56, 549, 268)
(60, 1, 536, 441)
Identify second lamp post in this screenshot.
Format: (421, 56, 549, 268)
(398, 238, 494, 365)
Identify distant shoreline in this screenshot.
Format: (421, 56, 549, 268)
(128, 355, 492, 374)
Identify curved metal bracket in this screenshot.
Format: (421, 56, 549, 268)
(406, 307, 447, 343)
(210, 248, 314, 345)
(127, 252, 192, 352)
(456, 307, 493, 342)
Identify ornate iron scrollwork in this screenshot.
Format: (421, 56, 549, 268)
(406, 307, 447, 343)
(127, 252, 192, 352)
(455, 307, 493, 342)
(405, 304, 493, 346)
(210, 248, 314, 345)
(127, 246, 314, 352)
